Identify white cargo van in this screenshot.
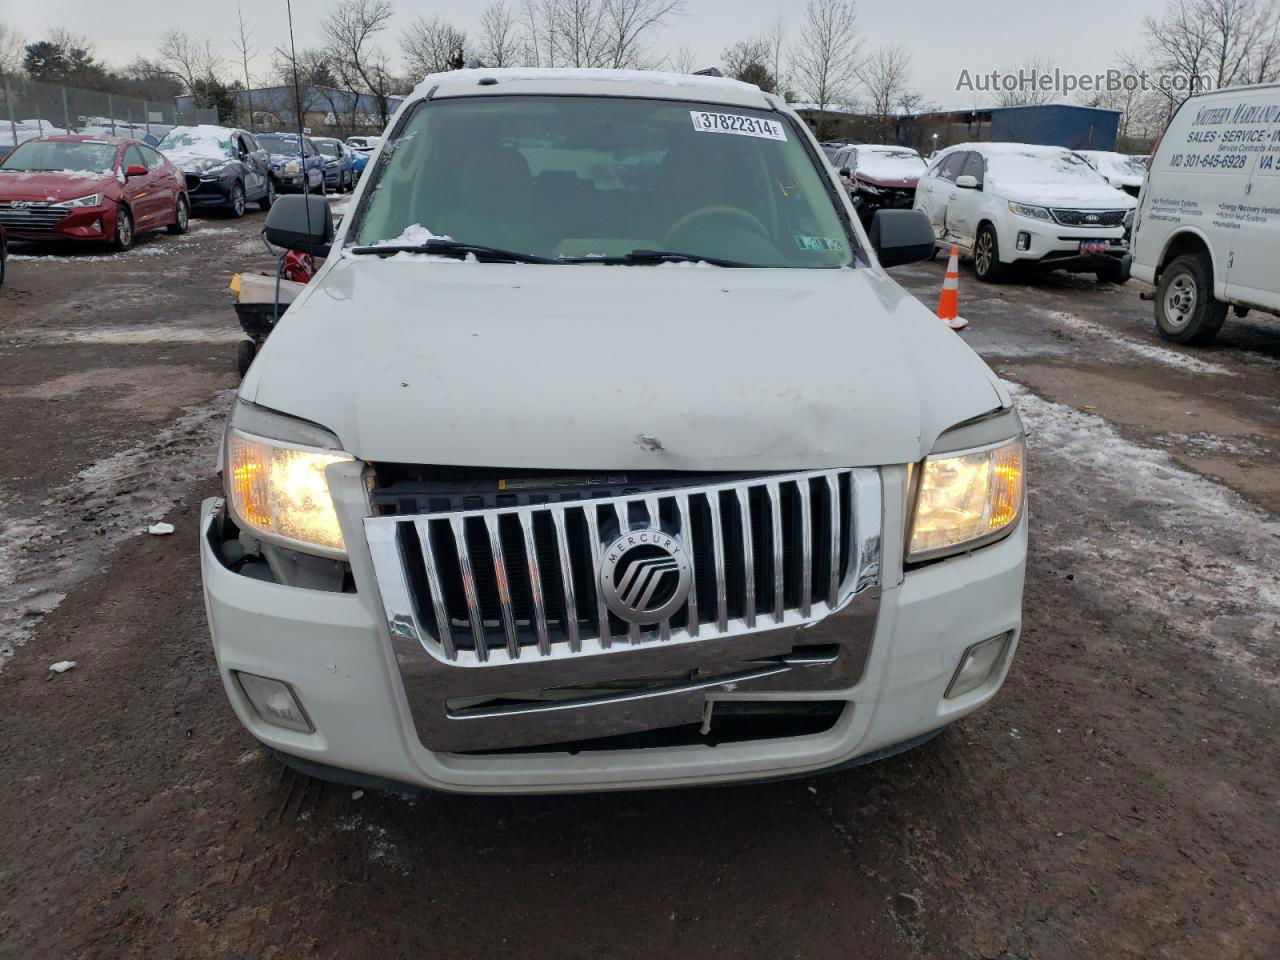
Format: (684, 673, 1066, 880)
(1131, 83, 1280, 343)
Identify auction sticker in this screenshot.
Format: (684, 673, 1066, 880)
(690, 111, 787, 142)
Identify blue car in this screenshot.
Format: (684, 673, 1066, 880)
(313, 137, 355, 192)
(256, 133, 327, 194)
(345, 135, 381, 180)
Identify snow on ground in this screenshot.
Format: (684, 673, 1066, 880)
(23, 326, 243, 345)
(1034, 307, 1237, 377)
(0, 392, 233, 671)
(1012, 383, 1280, 686)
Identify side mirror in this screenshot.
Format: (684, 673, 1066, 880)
(124, 164, 148, 178)
(955, 174, 980, 189)
(869, 209, 936, 268)
(839, 167, 852, 178)
(264, 194, 334, 257)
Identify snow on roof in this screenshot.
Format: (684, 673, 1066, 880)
(412, 67, 764, 100)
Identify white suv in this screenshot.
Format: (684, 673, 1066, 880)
(201, 69, 1027, 794)
(914, 142, 1136, 283)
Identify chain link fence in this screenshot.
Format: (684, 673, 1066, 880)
(2, 75, 217, 151)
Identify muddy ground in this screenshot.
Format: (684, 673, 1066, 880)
(1, 211, 1277, 960)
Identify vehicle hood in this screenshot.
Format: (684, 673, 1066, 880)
(858, 171, 920, 189)
(0, 169, 119, 201)
(856, 156, 925, 189)
(992, 177, 1138, 208)
(165, 150, 232, 174)
(242, 258, 1005, 470)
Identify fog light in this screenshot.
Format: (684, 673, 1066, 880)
(1016, 232, 1030, 252)
(945, 633, 1010, 699)
(237, 672, 313, 732)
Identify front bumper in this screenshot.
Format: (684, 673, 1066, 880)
(1000, 218, 1129, 270)
(182, 173, 237, 208)
(0, 203, 116, 241)
(199, 463, 1027, 794)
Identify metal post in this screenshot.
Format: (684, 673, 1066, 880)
(62, 86, 70, 132)
(107, 94, 115, 135)
(143, 100, 150, 138)
(5, 76, 18, 149)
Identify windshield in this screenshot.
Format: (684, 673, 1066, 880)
(157, 128, 234, 159)
(257, 134, 305, 157)
(1, 140, 117, 173)
(316, 141, 340, 158)
(985, 148, 1109, 185)
(352, 95, 856, 268)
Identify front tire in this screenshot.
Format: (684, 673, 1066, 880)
(228, 181, 246, 219)
(258, 178, 276, 211)
(972, 223, 1006, 282)
(112, 206, 135, 251)
(1155, 253, 1227, 344)
(167, 195, 189, 235)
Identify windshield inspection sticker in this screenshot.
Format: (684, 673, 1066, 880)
(690, 111, 787, 142)
(795, 235, 844, 252)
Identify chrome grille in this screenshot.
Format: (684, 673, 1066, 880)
(1050, 208, 1127, 227)
(364, 469, 881, 665)
(0, 202, 69, 232)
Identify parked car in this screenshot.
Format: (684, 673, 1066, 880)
(914, 142, 1136, 283)
(1076, 150, 1149, 198)
(256, 133, 326, 194)
(201, 68, 1027, 796)
(157, 125, 274, 217)
(1131, 81, 1280, 344)
(820, 140, 853, 163)
(831, 144, 926, 227)
(346, 135, 381, 179)
(0, 135, 188, 250)
(312, 137, 355, 192)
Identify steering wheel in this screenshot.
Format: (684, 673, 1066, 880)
(664, 205, 770, 248)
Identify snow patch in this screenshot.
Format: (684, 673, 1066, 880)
(1013, 384, 1280, 685)
(1038, 308, 1236, 377)
(0, 392, 233, 672)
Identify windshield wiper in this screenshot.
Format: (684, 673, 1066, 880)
(348, 239, 554, 264)
(558, 249, 759, 268)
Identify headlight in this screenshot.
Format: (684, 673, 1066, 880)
(908, 436, 1025, 562)
(224, 405, 355, 556)
(1007, 202, 1053, 222)
(54, 193, 101, 208)
(1124, 208, 1135, 227)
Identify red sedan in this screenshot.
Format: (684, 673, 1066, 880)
(0, 135, 189, 250)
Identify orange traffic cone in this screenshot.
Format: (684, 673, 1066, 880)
(937, 246, 968, 331)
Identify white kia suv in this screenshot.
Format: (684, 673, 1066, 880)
(914, 142, 1136, 283)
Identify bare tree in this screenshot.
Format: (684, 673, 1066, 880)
(722, 37, 777, 92)
(518, 0, 681, 69)
(0, 21, 25, 76)
(231, 6, 257, 128)
(1141, 0, 1280, 113)
(324, 0, 397, 128)
(667, 43, 699, 73)
(992, 55, 1058, 107)
(402, 15, 469, 76)
(792, 0, 863, 136)
(479, 2, 519, 67)
(858, 41, 915, 137)
(764, 16, 788, 97)
(158, 29, 223, 96)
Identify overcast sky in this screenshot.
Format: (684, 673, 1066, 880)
(7, 0, 1167, 109)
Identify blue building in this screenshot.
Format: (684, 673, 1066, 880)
(917, 104, 1121, 151)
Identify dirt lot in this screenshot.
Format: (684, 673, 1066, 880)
(1, 213, 1278, 960)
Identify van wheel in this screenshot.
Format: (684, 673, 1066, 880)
(972, 224, 1007, 282)
(1155, 254, 1227, 344)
